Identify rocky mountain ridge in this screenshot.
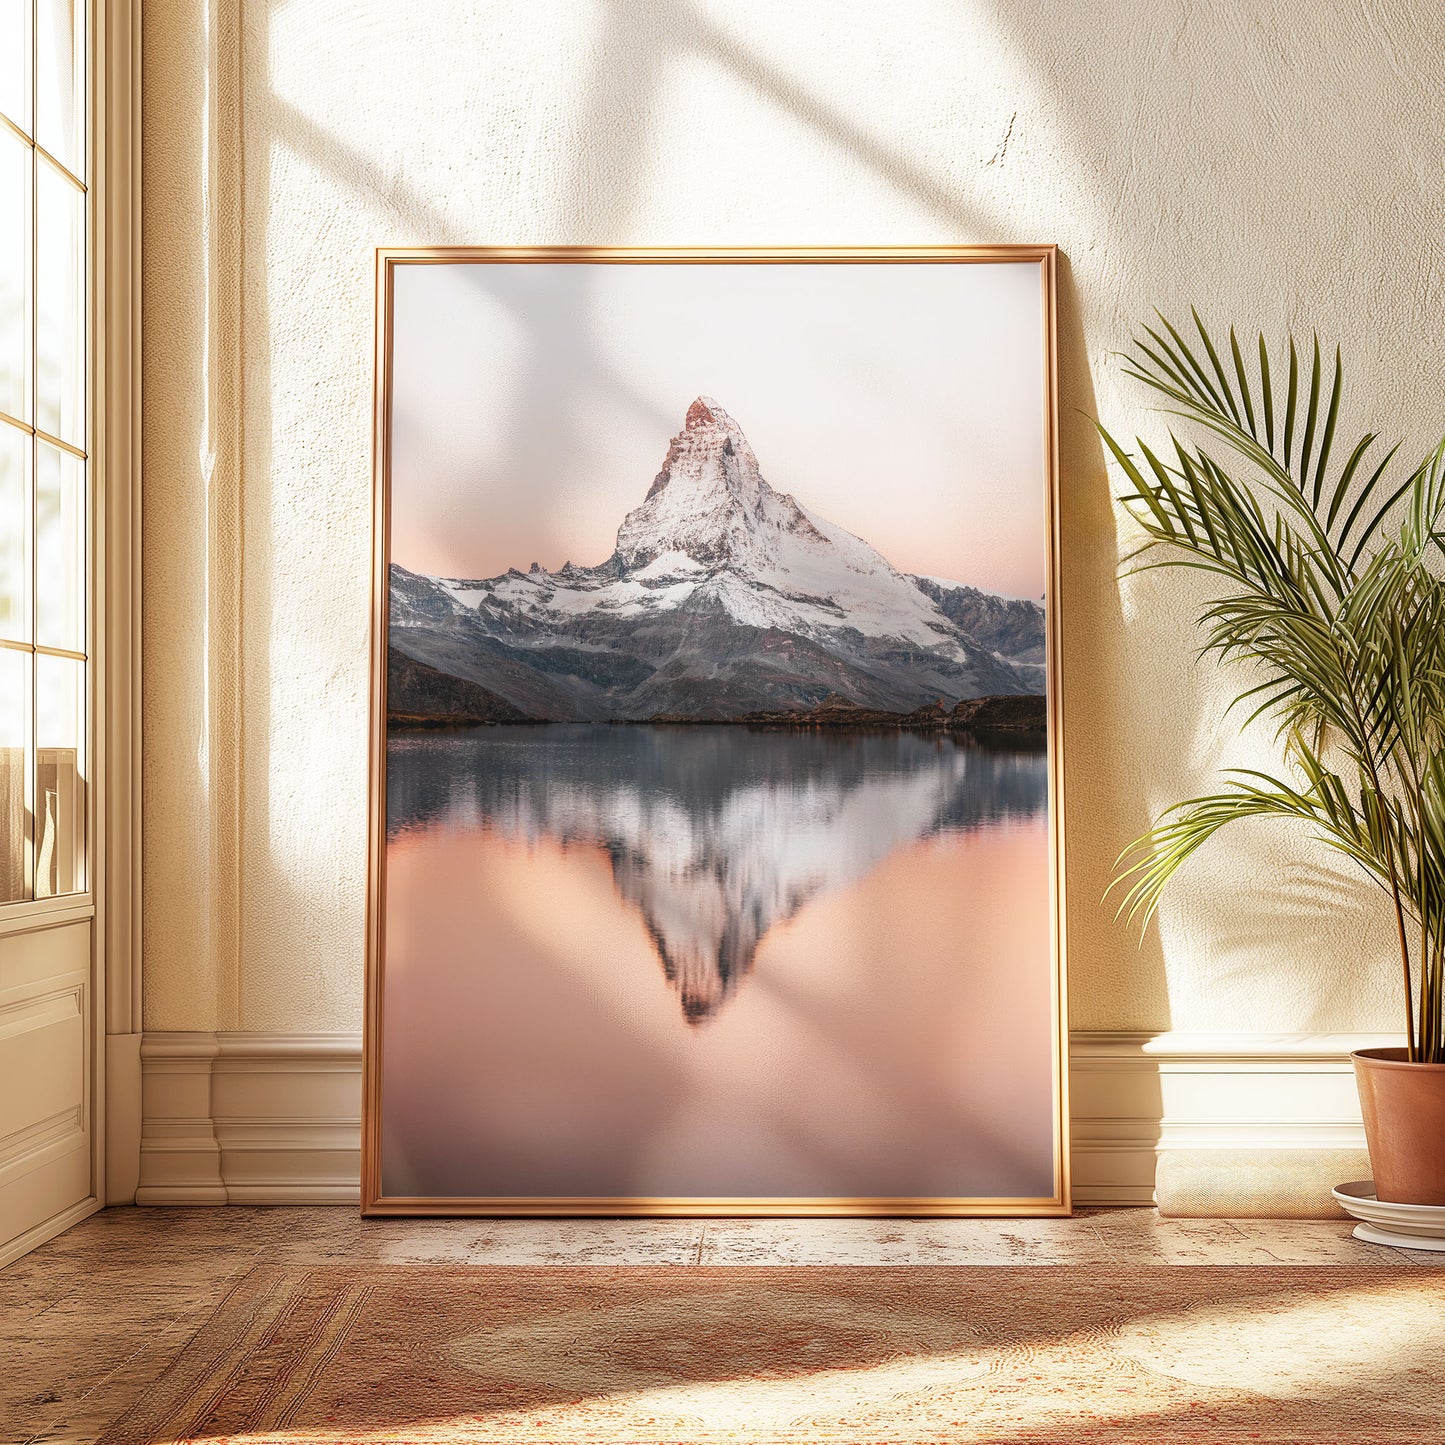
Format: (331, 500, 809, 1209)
(386, 647, 536, 727)
(390, 397, 1046, 721)
(911, 576, 1046, 666)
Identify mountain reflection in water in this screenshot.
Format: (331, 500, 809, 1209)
(387, 725, 1048, 1024)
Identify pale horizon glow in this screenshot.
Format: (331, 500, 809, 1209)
(389, 261, 1049, 599)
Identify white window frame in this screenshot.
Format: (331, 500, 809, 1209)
(0, 0, 142, 1260)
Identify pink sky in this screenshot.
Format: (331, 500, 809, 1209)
(388, 260, 1049, 599)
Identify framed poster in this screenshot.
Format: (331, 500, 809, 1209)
(364, 247, 1067, 1216)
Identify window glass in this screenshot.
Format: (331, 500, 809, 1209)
(0, 126, 29, 422)
(0, 0, 31, 135)
(0, 646, 28, 902)
(35, 157, 83, 446)
(34, 650, 82, 896)
(0, 425, 28, 641)
(35, 441, 81, 651)
(1, 0, 88, 909)
(36, 0, 82, 180)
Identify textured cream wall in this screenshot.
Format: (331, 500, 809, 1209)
(142, 0, 1445, 1034)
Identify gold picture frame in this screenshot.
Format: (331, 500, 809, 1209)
(364, 246, 1068, 1217)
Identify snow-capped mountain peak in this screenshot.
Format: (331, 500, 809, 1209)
(616, 395, 771, 567)
(612, 400, 957, 645)
(391, 398, 1043, 719)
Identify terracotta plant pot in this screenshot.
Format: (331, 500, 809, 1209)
(1352, 1048, 1445, 1205)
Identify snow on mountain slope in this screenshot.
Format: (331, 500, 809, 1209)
(391, 397, 1041, 719)
(909, 573, 1047, 666)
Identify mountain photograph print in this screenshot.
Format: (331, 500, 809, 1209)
(365, 249, 1066, 1214)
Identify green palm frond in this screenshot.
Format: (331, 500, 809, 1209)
(1117, 310, 1414, 563)
(1103, 313, 1445, 1062)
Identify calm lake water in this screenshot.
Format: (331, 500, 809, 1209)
(382, 725, 1056, 1201)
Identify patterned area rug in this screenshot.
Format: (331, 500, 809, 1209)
(100, 1264, 1443, 1443)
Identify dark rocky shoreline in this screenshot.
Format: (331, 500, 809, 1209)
(648, 692, 1046, 733)
(387, 654, 1048, 735)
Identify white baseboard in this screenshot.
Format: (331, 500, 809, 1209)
(1069, 1031, 1391, 1211)
(137, 1032, 361, 1205)
(136, 1029, 1395, 1212)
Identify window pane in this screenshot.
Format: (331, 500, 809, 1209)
(36, 442, 81, 651)
(0, 424, 28, 641)
(36, 0, 83, 180)
(35, 651, 82, 897)
(0, 124, 29, 422)
(0, 0, 30, 136)
(35, 157, 83, 447)
(0, 646, 29, 902)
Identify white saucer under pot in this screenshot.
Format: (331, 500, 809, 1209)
(1332, 1180, 1445, 1252)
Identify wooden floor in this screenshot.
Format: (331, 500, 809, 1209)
(3, 1206, 1441, 1444)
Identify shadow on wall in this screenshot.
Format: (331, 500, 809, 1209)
(167, 0, 1170, 1042)
(1051, 253, 1172, 1036)
(971, 0, 1428, 1040)
(148, 0, 1428, 1050)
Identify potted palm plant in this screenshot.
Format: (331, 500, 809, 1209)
(1101, 312, 1445, 1207)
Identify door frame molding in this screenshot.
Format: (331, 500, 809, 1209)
(95, 0, 143, 1208)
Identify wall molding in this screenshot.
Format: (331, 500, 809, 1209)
(137, 1032, 361, 1205)
(1069, 1030, 1393, 1209)
(136, 1029, 1396, 1211)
